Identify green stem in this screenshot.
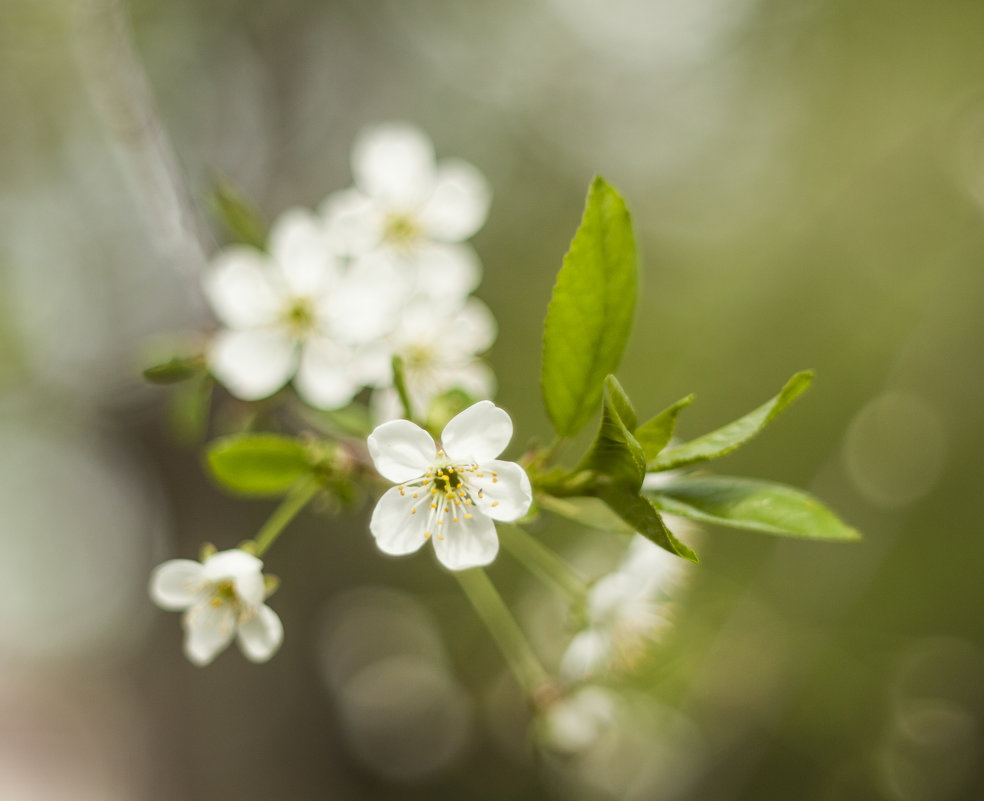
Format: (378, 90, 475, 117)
(391, 355, 414, 422)
(453, 568, 549, 695)
(498, 524, 586, 604)
(253, 476, 320, 556)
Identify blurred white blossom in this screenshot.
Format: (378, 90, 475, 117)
(203, 208, 405, 407)
(149, 548, 283, 666)
(560, 534, 693, 680)
(321, 122, 491, 301)
(372, 295, 497, 423)
(366, 401, 531, 570)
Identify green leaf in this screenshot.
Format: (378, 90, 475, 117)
(578, 375, 645, 490)
(649, 371, 814, 471)
(205, 433, 312, 496)
(647, 475, 861, 541)
(211, 180, 268, 249)
(598, 485, 698, 562)
(143, 355, 203, 384)
(636, 394, 694, 460)
(541, 177, 638, 437)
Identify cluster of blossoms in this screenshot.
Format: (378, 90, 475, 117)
(204, 122, 496, 418)
(144, 122, 853, 788)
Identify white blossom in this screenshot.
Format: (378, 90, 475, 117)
(202, 207, 405, 407)
(149, 548, 283, 666)
(366, 401, 532, 570)
(321, 123, 491, 301)
(371, 295, 498, 423)
(559, 534, 692, 680)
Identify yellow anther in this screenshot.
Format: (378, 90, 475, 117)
(438, 535, 445, 540)
(492, 501, 499, 507)
(425, 532, 432, 538)
(492, 478, 498, 483)
(452, 517, 459, 523)
(411, 508, 416, 514)
(430, 503, 437, 509)
(464, 513, 472, 519)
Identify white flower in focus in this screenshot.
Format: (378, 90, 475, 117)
(149, 548, 283, 666)
(559, 535, 692, 680)
(371, 296, 498, 423)
(366, 401, 532, 570)
(322, 123, 491, 301)
(203, 208, 404, 407)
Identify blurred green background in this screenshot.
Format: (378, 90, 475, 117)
(1, 0, 983, 798)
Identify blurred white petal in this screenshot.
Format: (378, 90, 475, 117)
(419, 158, 491, 241)
(208, 328, 297, 400)
(352, 123, 436, 208)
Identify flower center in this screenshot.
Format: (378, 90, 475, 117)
(382, 213, 420, 246)
(283, 298, 315, 336)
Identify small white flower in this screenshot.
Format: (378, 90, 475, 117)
(321, 122, 491, 301)
(149, 548, 284, 666)
(203, 207, 404, 407)
(366, 401, 532, 570)
(560, 535, 692, 680)
(371, 295, 498, 423)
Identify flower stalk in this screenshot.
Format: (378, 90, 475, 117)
(453, 567, 549, 696)
(253, 476, 321, 556)
(498, 524, 586, 604)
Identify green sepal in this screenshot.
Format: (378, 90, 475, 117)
(210, 179, 268, 249)
(541, 177, 637, 438)
(635, 394, 694, 460)
(649, 371, 813, 471)
(205, 433, 312, 497)
(198, 542, 217, 561)
(237, 540, 259, 555)
(647, 475, 861, 541)
(426, 387, 478, 432)
(263, 574, 281, 598)
(143, 354, 204, 384)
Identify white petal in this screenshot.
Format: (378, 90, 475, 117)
(149, 559, 206, 611)
(452, 297, 497, 355)
(432, 511, 499, 570)
(441, 401, 512, 463)
(559, 629, 612, 681)
(202, 247, 283, 329)
(268, 207, 340, 296)
(467, 460, 532, 521)
(320, 188, 384, 256)
(409, 242, 481, 300)
(418, 158, 491, 242)
(320, 254, 409, 344)
(183, 600, 237, 666)
(294, 338, 362, 410)
(236, 604, 284, 663)
(202, 550, 265, 607)
(369, 486, 431, 556)
(367, 419, 436, 482)
(352, 123, 436, 208)
(202, 548, 263, 580)
(209, 328, 297, 400)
